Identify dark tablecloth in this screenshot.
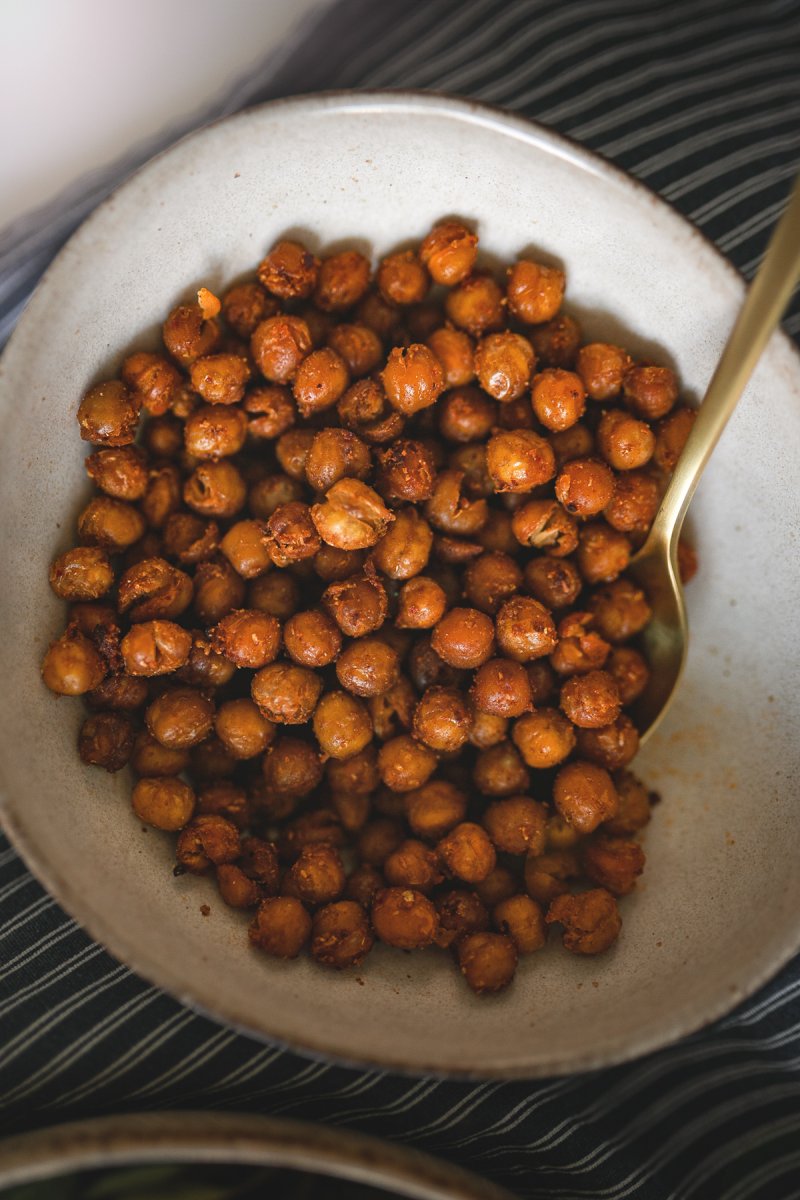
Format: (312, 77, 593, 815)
(2, 3, 799, 1197)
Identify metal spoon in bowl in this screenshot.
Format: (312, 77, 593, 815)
(631, 177, 800, 745)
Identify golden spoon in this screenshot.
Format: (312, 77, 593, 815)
(631, 177, 800, 745)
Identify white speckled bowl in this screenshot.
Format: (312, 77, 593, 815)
(1, 92, 799, 1078)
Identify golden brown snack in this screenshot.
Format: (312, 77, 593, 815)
(371, 887, 438, 949)
(457, 931, 518, 994)
(546, 888, 622, 954)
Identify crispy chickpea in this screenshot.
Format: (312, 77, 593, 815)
(130, 731, 189, 777)
(381, 344, 444, 416)
(473, 740, 530, 798)
(430, 607, 494, 670)
(474, 332, 536, 404)
(445, 273, 505, 337)
(345, 864, 385, 908)
(248, 571, 300, 620)
(312, 479, 394, 553)
(403, 779, 467, 842)
(531, 369, 587, 435)
(375, 440, 436, 504)
(468, 711, 508, 749)
(265, 501, 321, 565)
(437, 386, 495, 443)
(475, 511, 517, 557)
(140, 464, 181, 531)
(426, 326, 475, 389)
(258, 239, 318, 299)
(117, 558, 192, 622)
(77, 380, 141, 446)
(249, 896, 312, 958)
(434, 890, 489, 949)
(372, 887, 438, 949)
(322, 572, 387, 638)
(192, 559, 246, 624)
(523, 557, 582, 612)
(305, 429, 371, 494)
(457, 931, 517, 994)
(184, 404, 248, 460)
(511, 499, 578, 557)
(371, 508, 432, 581)
(550, 611, 610, 677)
(588, 578, 652, 643)
(623, 364, 678, 420)
(337, 379, 402, 445)
(555, 457, 615, 517)
(411, 686, 470, 754)
(524, 849, 580, 906)
(313, 544, 366, 583)
(77, 497, 146, 552)
(596, 408, 655, 472)
(121, 352, 181, 416)
(459, 554, 519, 618)
(576, 714, 639, 770)
(576, 521, 631, 585)
(120, 620, 191, 676)
(545, 813, 581, 851)
(529, 313, 581, 368)
(254, 467, 309, 514)
(243, 389, 294, 444)
(384, 839, 443, 893)
(378, 734, 438, 792)
(376, 249, 429, 306)
(420, 220, 478, 285)
(575, 343, 632, 401)
(222, 281, 277, 338)
(176, 814, 240, 874)
(369, 675, 417, 741)
(336, 638, 399, 697)
(549, 422, 595, 469)
(314, 250, 371, 311)
(331, 790, 371, 833)
(355, 288, 400, 339)
(88, 672, 149, 712)
(132, 776, 195, 831)
(311, 900, 374, 969)
(210, 609, 281, 669)
(526, 660, 556, 706)
(163, 296, 220, 366)
(141, 412, 183, 459)
(175, 633, 234, 687)
(282, 609, 342, 669)
(197, 780, 249, 828)
(278, 808, 345, 862)
(162, 513, 219, 567)
(512, 708, 575, 768)
(325, 746, 379, 797)
(471, 659, 532, 718)
(424, 470, 487, 539)
(217, 864, 261, 909)
(262, 736, 323, 799)
(189, 354, 250, 406)
(395, 576, 447, 630)
(251, 663, 322, 725)
(483, 796, 547, 857)
(554, 760, 618, 834)
(184, 460, 246, 519)
(438, 822, 496, 884)
(356, 818, 403, 867)
(291, 347, 349, 418)
(313, 691, 373, 760)
(606, 646, 650, 705)
(49, 547, 114, 602)
(218, 519, 270, 580)
(486, 430, 556, 493)
(506, 259, 564, 325)
(493, 895, 546, 954)
(546, 888, 622, 955)
(654, 406, 695, 473)
(214, 698, 274, 760)
(284, 844, 346, 906)
(604, 770, 652, 836)
(86, 446, 149, 501)
(474, 865, 518, 909)
(495, 596, 557, 663)
(146, 687, 213, 749)
(78, 712, 135, 772)
(251, 315, 312, 383)
(604, 470, 660, 534)
(560, 669, 621, 729)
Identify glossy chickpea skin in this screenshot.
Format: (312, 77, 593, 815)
(623, 364, 679, 420)
(120, 621, 192, 677)
(463, 552, 523, 615)
(607, 646, 650, 705)
(438, 386, 495, 442)
(431, 607, 495, 669)
(438, 822, 496, 884)
(473, 740, 530, 797)
(427, 327, 475, 388)
(575, 714, 639, 771)
(486, 430, 555, 493)
(531, 368, 586, 432)
(384, 839, 444, 893)
(471, 659, 532, 718)
(458, 932, 518, 994)
(512, 708, 575, 768)
(375, 440, 436, 504)
(132, 776, 195, 831)
(420, 220, 478, 285)
(553, 761, 618, 834)
(474, 332, 536, 403)
(378, 734, 437, 792)
(336, 638, 399, 697)
(322, 572, 388, 638)
(146, 687, 214, 750)
(395, 576, 447, 629)
(214, 698, 275, 759)
(412, 686, 472, 753)
(258, 239, 319, 300)
(445, 273, 505, 338)
(77, 381, 141, 446)
(86, 446, 149, 501)
(210, 610, 281, 670)
(524, 556, 582, 611)
(511, 499, 578, 557)
(284, 844, 346, 906)
(495, 596, 557, 663)
(404, 780, 467, 841)
(381, 343, 444, 416)
(50, 547, 114, 602)
(555, 457, 615, 517)
(576, 343, 631, 401)
(312, 479, 393, 552)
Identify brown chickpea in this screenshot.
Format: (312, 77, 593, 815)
(162, 513, 219, 566)
(183, 460, 246, 519)
(251, 315, 312, 384)
(461, 553, 522, 616)
(437, 386, 496, 443)
(247, 573, 299, 623)
(530, 368, 586, 432)
(395, 576, 447, 630)
(550, 610, 610, 677)
(545, 813, 581, 851)
(576, 521, 631, 584)
(506, 259, 565, 325)
(87, 672, 149, 712)
(121, 352, 181, 416)
(524, 849, 580, 906)
(214, 698, 274, 760)
(410, 686, 470, 754)
(336, 638, 399, 697)
(575, 714, 639, 770)
(284, 844, 346, 906)
(475, 509, 518, 555)
(495, 596, 557, 663)
(322, 572, 387, 638)
(265, 501, 321, 565)
(560, 669, 621, 728)
(549, 422, 595, 468)
(438, 822, 496, 884)
(471, 659, 532, 719)
(588, 578, 652, 643)
(312, 479, 394, 553)
(372, 887, 438, 949)
(141, 412, 183, 459)
(305, 430, 371, 495)
(511, 499, 578, 556)
(486, 430, 556, 493)
(434, 890, 489, 949)
(575, 343, 632, 401)
(384, 839, 444, 893)
(146, 687, 214, 749)
(546, 888, 622, 955)
(368, 675, 417, 742)
(243, 385, 295, 441)
(494, 394, 535, 432)
(130, 730, 189, 777)
(355, 288, 401, 339)
(473, 865, 517, 909)
(553, 760, 618, 833)
(457, 931, 517, 993)
(277, 808, 345, 862)
(345, 863, 385, 908)
(512, 708, 575, 768)
(118, 558, 192, 622)
(78, 712, 135, 772)
(596, 408, 655, 471)
(120, 620, 191, 676)
(197, 781, 249, 831)
(555, 457, 615, 517)
(473, 740, 530, 797)
(337, 379, 402, 444)
(49, 547, 114, 602)
(604, 470, 660, 533)
(377, 734, 437, 792)
(523, 557, 582, 612)
(355, 818, 403, 868)
(250, 662, 321, 725)
(77, 380, 141, 446)
(448, 443, 493, 500)
(474, 332, 536, 403)
(493, 894, 546, 955)
(184, 404, 248, 460)
(132, 776, 195, 831)
(292, 347, 350, 418)
(381, 344, 444, 416)
(192, 559, 246, 624)
(420, 220, 478, 285)
(607, 645, 650, 704)
(217, 864, 261, 909)
(222, 281, 278, 338)
(404, 779, 467, 842)
(326, 745, 380, 796)
(210, 609, 281, 670)
(529, 313, 581, 368)
(164, 290, 221, 364)
(176, 814, 240, 874)
(424, 470, 487, 538)
(330, 790, 371, 833)
(218, 519, 270, 580)
(86, 446, 149, 501)
(249, 895, 312, 958)
(526, 660, 556, 706)
(377, 250, 429, 306)
(77, 497, 146, 552)
(445, 273, 505, 337)
(141, 464, 182, 531)
(371, 508, 433, 581)
(249, 475, 303, 522)
(189, 354, 250, 406)
(314, 250, 371, 312)
(468, 711, 509, 750)
(483, 796, 547, 857)
(654, 406, 695, 473)
(582, 836, 645, 896)
(312, 544, 366, 583)
(426, 326, 475, 389)
(623, 364, 678, 420)
(374, 440, 436, 504)
(311, 900, 374, 969)
(313, 691, 373, 760)
(604, 770, 652, 836)
(175, 636, 235, 688)
(258, 239, 319, 300)
(430, 607, 495, 670)
(282, 609, 341, 669)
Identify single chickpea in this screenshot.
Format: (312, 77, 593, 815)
(371, 507, 433, 579)
(49, 547, 114, 602)
(141, 412, 183, 459)
(437, 386, 496, 443)
(121, 352, 181, 415)
(430, 607, 495, 670)
(86, 445, 149, 501)
(249, 571, 300, 620)
(493, 895, 547, 955)
(251, 662, 322, 725)
(424, 470, 487, 537)
(575, 715, 640, 771)
(282, 609, 342, 669)
(486, 430, 556, 493)
(145, 687, 213, 750)
(209, 609, 281, 670)
(654, 406, 696, 473)
(251, 314, 312, 383)
(553, 760, 618, 834)
(526, 660, 557, 705)
(524, 849, 580, 906)
(242, 836, 281, 892)
(550, 611, 610, 677)
(604, 770, 653, 835)
(596, 408, 655, 471)
(372, 887, 438, 949)
(243, 386, 294, 442)
(606, 646, 650, 705)
(462, 553, 523, 616)
(471, 659, 532, 718)
(262, 736, 323, 799)
(511, 499, 578, 556)
(176, 814, 240, 874)
(495, 596, 557, 663)
(249, 896, 312, 958)
(587, 578, 652, 643)
(88, 672, 149, 712)
(311, 901, 374, 969)
(434, 890, 489, 949)
(197, 780, 249, 828)
(222, 281, 278, 338)
(189, 354, 250, 406)
(546, 888, 622, 955)
(576, 521, 631, 584)
(531, 368, 586, 432)
(420, 220, 478, 285)
(524, 557, 582, 611)
(412, 686, 472, 754)
(529, 313, 582, 369)
(292, 347, 350, 417)
(130, 730, 189, 777)
(395, 576, 448, 630)
(438, 822, 497, 884)
(162, 513, 219, 566)
(213, 698, 274, 760)
(603, 470, 660, 533)
(258, 239, 319, 299)
(163, 291, 221, 365)
(384, 839, 444, 893)
(375, 439, 436, 504)
(193, 559, 246, 624)
(140, 464, 182, 531)
(326, 745, 380, 796)
(575, 343, 632, 400)
(560, 669, 621, 728)
(377, 250, 430, 306)
(623, 364, 679, 420)
(512, 708, 576, 768)
(132, 776, 195, 831)
(314, 250, 371, 311)
(77, 497, 146, 552)
(555, 457, 615, 517)
(474, 332, 536, 403)
(77, 380, 141, 446)
(336, 638, 399, 697)
(265, 500, 321, 565)
(218, 520, 271, 580)
(217, 864, 262, 910)
(474, 865, 519, 909)
(369, 675, 418, 741)
(313, 544, 366, 583)
(426, 326, 475, 388)
(120, 620, 191, 677)
(283, 843, 346, 906)
(322, 572, 388, 638)
(469, 711, 509, 749)
(404, 779, 467, 842)
(117, 558, 193, 623)
(184, 404, 248, 460)
(476, 512, 517, 557)
(183, 460, 247, 518)
(355, 288, 401, 340)
(377, 734, 438, 791)
(506, 259, 565, 325)
(305, 430, 371, 495)
(330, 790, 371, 833)
(473, 740, 530, 797)
(549, 422, 595, 467)
(483, 796, 547, 857)
(312, 479, 394, 553)
(78, 712, 135, 772)
(381, 344, 445, 416)
(457, 931, 518, 993)
(250, 477, 304, 526)
(345, 864, 385, 908)
(445, 273, 505, 337)
(313, 690, 373, 759)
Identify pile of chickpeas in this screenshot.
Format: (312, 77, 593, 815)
(41, 220, 697, 995)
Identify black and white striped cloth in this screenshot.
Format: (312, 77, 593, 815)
(2, 2, 800, 1197)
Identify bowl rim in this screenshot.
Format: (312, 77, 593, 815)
(2, 88, 799, 1080)
(0, 1110, 516, 1199)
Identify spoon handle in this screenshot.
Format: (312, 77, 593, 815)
(645, 174, 800, 556)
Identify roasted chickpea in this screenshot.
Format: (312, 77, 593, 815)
(265, 501, 321, 565)
(161, 513, 219, 567)
(336, 638, 399, 697)
(323, 747, 379, 799)
(262, 736, 323, 799)
(384, 839, 443, 893)
(529, 313, 581, 368)
(576, 521, 631, 584)
(248, 571, 300, 621)
(196, 780, 249, 828)
(603, 470, 660, 533)
(176, 813, 239, 874)
(87, 672, 149, 712)
(49, 547, 114, 602)
(468, 711, 509, 750)
(546, 888, 622, 955)
(437, 822, 496, 884)
(291, 347, 350, 418)
(401, 779, 466, 842)
(530, 368, 586, 432)
(524, 849, 580, 906)
(322, 572, 388, 638)
(374, 440, 436, 505)
(354, 818, 403, 868)
(506, 259, 564, 324)
(606, 645, 650, 705)
(654, 406, 695, 473)
(378, 734, 438, 792)
(258, 239, 319, 300)
(560, 669, 621, 729)
(117, 558, 193, 622)
(472, 866, 517, 910)
(550, 610, 610, 677)
(474, 332, 536, 404)
(140, 464, 182, 531)
(313, 691, 373, 760)
(251, 315, 312, 383)
(460, 555, 520, 619)
(457, 931, 517, 993)
(281, 609, 341, 669)
(190, 735, 237, 783)
(210, 609, 281, 670)
(77, 380, 141, 446)
(420, 220, 478, 285)
(588, 578, 652, 643)
(189, 354, 250, 406)
(120, 620, 191, 676)
(375, 250, 427, 307)
(555, 457, 615, 517)
(163, 290, 221, 364)
(243, 386, 295, 442)
(184, 404, 248, 460)
(596, 408, 655, 471)
(214, 698, 274, 760)
(249, 895, 312, 958)
(132, 776, 195, 831)
(473, 740, 530, 797)
(121, 352, 181, 416)
(222, 281, 277, 338)
(429, 607, 494, 670)
(249, 662, 320, 725)
(183, 460, 246, 519)
(623, 364, 678, 420)
(549, 422, 595, 467)
(394, 576, 447, 630)
(494, 596, 557, 663)
(217, 519, 270, 580)
(283, 843, 346, 906)
(381, 344, 444, 416)
(575, 343, 631, 401)
(493, 895, 546, 954)
(445, 273, 505, 337)
(305, 429, 371, 494)
(192, 559, 246, 624)
(371, 885, 438, 949)
(146, 686, 214, 750)
(330, 790, 370, 833)
(575, 714, 639, 770)
(486, 430, 556, 493)
(78, 712, 135, 772)
(433, 889, 489, 949)
(523, 557, 582, 611)
(426, 326, 475, 389)
(512, 708, 575, 768)
(471, 659, 532, 719)
(483, 796, 547, 857)
(424, 470, 487, 540)
(217, 864, 261, 909)
(314, 250, 371, 312)
(368, 675, 417, 741)
(77, 497, 146, 552)
(345, 864, 385, 908)
(142, 412, 183, 459)
(86, 446, 149, 501)
(311, 900, 374, 968)
(603, 769, 652, 836)
(130, 731, 189, 777)
(511, 499, 578, 556)
(553, 760, 618, 834)
(410, 686, 471, 754)
(526, 660, 556, 706)
(435, 386, 494, 443)
(312, 544, 366, 583)
(312, 479, 394, 553)
(251, 476, 307, 524)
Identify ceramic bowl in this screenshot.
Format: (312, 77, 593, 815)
(0, 1112, 514, 1198)
(1, 92, 798, 1078)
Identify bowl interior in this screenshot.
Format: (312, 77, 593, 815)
(1, 93, 799, 1077)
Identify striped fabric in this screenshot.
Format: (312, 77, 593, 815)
(1, 2, 799, 1197)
